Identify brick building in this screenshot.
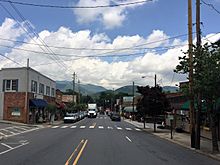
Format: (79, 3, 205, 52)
(0, 67, 56, 123)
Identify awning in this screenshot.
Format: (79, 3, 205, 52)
(123, 106, 137, 113)
(29, 99, 48, 108)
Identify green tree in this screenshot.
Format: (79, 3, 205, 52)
(175, 42, 220, 152)
(136, 85, 170, 131)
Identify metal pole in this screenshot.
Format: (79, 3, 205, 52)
(188, 0, 196, 148)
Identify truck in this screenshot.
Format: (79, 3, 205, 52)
(87, 103, 97, 118)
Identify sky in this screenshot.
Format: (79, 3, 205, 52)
(0, 0, 220, 89)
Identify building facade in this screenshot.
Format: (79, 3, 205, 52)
(0, 67, 56, 123)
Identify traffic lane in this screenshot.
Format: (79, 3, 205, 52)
(119, 124, 220, 165)
(0, 119, 95, 165)
(77, 121, 164, 165)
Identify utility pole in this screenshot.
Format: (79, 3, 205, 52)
(78, 79, 81, 104)
(132, 81, 135, 121)
(195, 0, 201, 150)
(25, 58, 29, 123)
(72, 72, 76, 104)
(153, 74, 157, 132)
(188, 0, 195, 148)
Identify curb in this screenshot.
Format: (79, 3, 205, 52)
(124, 120, 220, 162)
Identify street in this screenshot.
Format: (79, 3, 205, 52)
(0, 115, 219, 165)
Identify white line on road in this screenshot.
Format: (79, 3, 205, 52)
(98, 126, 104, 129)
(100, 117, 103, 119)
(61, 126, 68, 128)
(107, 126, 113, 129)
(71, 126, 77, 129)
(89, 126, 95, 129)
(1, 143, 13, 149)
(126, 128, 132, 131)
(135, 128, 141, 131)
(0, 142, 29, 155)
(117, 127, 122, 130)
(51, 126, 59, 128)
(80, 126, 86, 129)
(104, 117, 107, 119)
(0, 132, 6, 136)
(125, 136, 132, 142)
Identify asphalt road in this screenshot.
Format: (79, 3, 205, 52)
(0, 115, 219, 165)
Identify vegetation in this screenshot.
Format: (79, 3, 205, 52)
(136, 85, 170, 131)
(175, 42, 220, 152)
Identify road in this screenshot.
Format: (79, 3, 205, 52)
(0, 115, 219, 165)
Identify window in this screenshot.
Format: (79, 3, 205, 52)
(51, 88, 55, 97)
(3, 79, 18, 92)
(39, 83, 44, 94)
(31, 80, 37, 93)
(10, 107, 21, 117)
(46, 86, 50, 96)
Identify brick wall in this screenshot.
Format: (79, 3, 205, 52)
(3, 92, 27, 123)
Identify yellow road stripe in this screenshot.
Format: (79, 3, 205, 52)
(73, 139, 88, 165)
(65, 139, 84, 165)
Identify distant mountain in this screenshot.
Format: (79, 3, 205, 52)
(56, 81, 107, 95)
(162, 86, 179, 93)
(115, 85, 140, 96)
(115, 85, 179, 94)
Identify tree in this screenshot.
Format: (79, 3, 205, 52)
(175, 42, 220, 153)
(136, 85, 170, 131)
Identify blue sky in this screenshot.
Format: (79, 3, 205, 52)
(0, 0, 220, 89)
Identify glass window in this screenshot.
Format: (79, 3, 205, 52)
(31, 80, 37, 93)
(10, 107, 21, 116)
(46, 86, 50, 96)
(51, 88, 55, 97)
(3, 79, 18, 91)
(39, 83, 44, 94)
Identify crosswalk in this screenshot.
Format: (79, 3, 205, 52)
(51, 125, 142, 132)
(0, 125, 39, 139)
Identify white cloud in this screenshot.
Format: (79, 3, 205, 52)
(73, 0, 150, 29)
(1, 18, 219, 89)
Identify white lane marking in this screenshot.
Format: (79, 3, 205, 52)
(0, 132, 6, 136)
(14, 126, 27, 131)
(117, 127, 122, 130)
(98, 126, 104, 129)
(52, 126, 59, 128)
(107, 126, 113, 129)
(104, 117, 107, 119)
(135, 128, 141, 131)
(126, 128, 132, 131)
(1, 143, 13, 149)
(9, 128, 23, 133)
(100, 117, 103, 119)
(80, 126, 86, 129)
(126, 136, 132, 142)
(61, 126, 68, 128)
(0, 142, 29, 155)
(3, 129, 16, 134)
(89, 126, 95, 129)
(71, 126, 77, 129)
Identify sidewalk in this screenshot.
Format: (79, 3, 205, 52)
(125, 119, 220, 161)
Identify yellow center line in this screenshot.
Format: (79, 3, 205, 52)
(65, 139, 84, 165)
(73, 139, 88, 165)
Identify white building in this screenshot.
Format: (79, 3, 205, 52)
(0, 67, 56, 123)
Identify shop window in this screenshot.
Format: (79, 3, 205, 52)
(10, 107, 21, 117)
(39, 83, 44, 94)
(46, 86, 50, 96)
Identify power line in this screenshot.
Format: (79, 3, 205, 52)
(0, 0, 152, 9)
(0, 52, 22, 66)
(201, 0, 220, 15)
(9, 2, 68, 69)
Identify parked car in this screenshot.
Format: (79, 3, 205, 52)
(63, 113, 78, 123)
(111, 113, 121, 121)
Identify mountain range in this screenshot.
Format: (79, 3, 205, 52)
(56, 81, 178, 95)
